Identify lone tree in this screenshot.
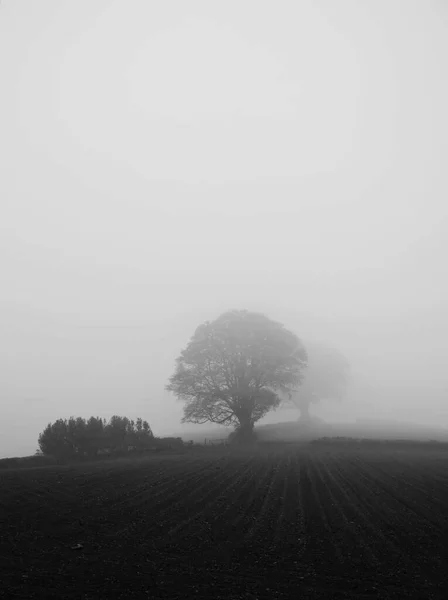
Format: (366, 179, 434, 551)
(166, 309, 307, 443)
(284, 341, 350, 423)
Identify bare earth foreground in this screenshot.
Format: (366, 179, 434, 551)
(1, 443, 447, 599)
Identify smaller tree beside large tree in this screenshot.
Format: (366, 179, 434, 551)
(284, 341, 350, 423)
(166, 309, 307, 443)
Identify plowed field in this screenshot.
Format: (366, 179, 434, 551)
(1, 443, 447, 599)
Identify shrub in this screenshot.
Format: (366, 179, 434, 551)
(38, 415, 154, 463)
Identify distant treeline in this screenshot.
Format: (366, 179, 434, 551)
(310, 437, 448, 448)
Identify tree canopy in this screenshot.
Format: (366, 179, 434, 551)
(166, 309, 307, 442)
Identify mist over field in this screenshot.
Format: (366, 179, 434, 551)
(1, 1, 447, 458)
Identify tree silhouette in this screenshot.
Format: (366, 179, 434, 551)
(166, 309, 307, 443)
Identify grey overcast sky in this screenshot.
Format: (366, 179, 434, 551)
(1, 1, 447, 457)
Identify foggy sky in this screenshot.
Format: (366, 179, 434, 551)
(1, 0, 447, 457)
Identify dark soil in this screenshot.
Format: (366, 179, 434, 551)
(1, 443, 447, 599)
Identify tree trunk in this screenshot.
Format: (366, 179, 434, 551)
(233, 410, 256, 445)
(238, 417, 254, 437)
(296, 397, 311, 423)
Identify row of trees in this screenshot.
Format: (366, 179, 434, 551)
(167, 309, 349, 443)
(38, 415, 154, 461)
